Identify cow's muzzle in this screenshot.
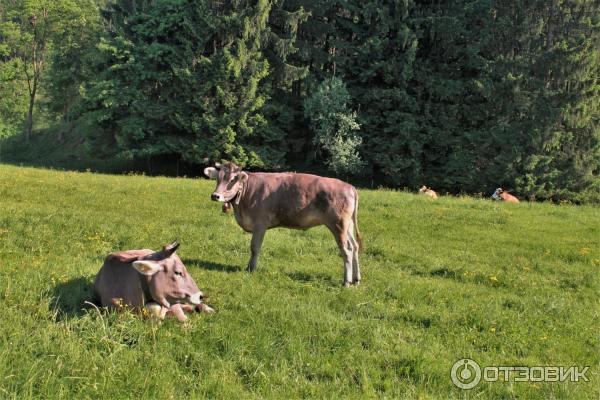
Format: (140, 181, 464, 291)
(211, 192, 224, 202)
(187, 291, 204, 305)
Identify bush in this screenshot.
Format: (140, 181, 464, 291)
(304, 77, 364, 175)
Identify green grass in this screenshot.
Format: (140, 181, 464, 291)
(0, 164, 598, 399)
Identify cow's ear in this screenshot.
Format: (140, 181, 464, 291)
(239, 172, 249, 182)
(132, 260, 163, 276)
(204, 167, 218, 179)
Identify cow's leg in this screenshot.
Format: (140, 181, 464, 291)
(247, 227, 266, 272)
(179, 304, 196, 313)
(169, 303, 188, 322)
(341, 238, 354, 288)
(351, 246, 360, 285)
(328, 222, 353, 287)
(347, 220, 361, 285)
(197, 303, 216, 314)
(178, 303, 214, 314)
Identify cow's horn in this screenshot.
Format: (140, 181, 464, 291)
(163, 240, 180, 254)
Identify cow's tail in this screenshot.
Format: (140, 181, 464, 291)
(353, 188, 363, 251)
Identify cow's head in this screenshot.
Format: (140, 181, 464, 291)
(492, 188, 503, 200)
(419, 185, 428, 193)
(204, 162, 248, 203)
(130, 241, 204, 309)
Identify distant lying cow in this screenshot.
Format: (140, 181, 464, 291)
(419, 186, 438, 199)
(93, 241, 214, 322)
(492, 188, 520, 203)
(204, 162, 362, 287)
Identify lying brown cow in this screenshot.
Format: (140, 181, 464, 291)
(418, 185, 438, 199)
(204, 162, 362, 287)
(93, 241, 214, 322)
(492, 188, 520, 203)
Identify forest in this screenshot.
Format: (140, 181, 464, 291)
(1, 0, 599, 202)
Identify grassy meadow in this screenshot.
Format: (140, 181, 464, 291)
(0, 164, 598, 399)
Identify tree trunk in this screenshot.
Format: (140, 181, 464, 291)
(24, 78, 37, 141)
(24, 98, 34, 141)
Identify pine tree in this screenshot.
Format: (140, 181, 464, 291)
(84, 0, 278, 167)
(502, 0, 600, 200)
(259, 0, 309, 168)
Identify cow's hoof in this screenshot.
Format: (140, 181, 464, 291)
(343, 281, 351, 288)
(194, 304, 215, 314)
(353, 280, 361, 286)
(246, 265, 256, 273)
(201, 305, 216, 314)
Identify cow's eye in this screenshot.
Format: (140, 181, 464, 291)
(174, 271, 183, 277)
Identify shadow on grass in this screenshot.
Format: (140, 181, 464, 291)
(1, 130, 204, 177)
(404, 264, 463, 280)
(183, 259, 241, 273)
(286, 270, 339, 286)
(50, 276, 96, 319)
(429, 266, 462, 279)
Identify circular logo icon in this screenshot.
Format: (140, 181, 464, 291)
(451, 358, 481, 389)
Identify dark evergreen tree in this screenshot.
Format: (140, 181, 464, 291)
(84, 0, 278, 167)
(260, 0, 309, 168)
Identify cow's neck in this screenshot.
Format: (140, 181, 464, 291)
(230, 175, 257, 232)
(233, 183, 244, 205)
(231, 172, 259, 214)
(227, 178, 245, 208)
(139, 274, 153, 305)
(231, 173, 252, 210)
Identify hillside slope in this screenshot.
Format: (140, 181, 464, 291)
(0, 165, 598, 399)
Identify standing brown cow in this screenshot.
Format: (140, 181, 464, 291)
(204, 162, 362, 287)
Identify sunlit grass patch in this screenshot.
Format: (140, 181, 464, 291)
(0, 164, 598, 399)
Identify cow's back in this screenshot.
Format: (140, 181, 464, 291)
(501, 192, 519, 203)
(93, 249, 153, 309)
(241, 172, 356, 230)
